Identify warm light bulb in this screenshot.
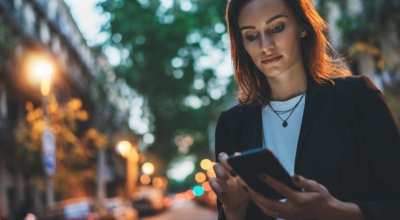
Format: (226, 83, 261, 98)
(142, 162, 155, 175)
(40, 74, 51, 96)
(33, 61, 53, 78)
(117, 141, 131, 157)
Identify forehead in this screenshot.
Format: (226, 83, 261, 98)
(238, 0, 292, 26)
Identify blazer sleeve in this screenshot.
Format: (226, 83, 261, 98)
(214, 110, 230, 220)
(214, 109, 274, 220)
(351, 76, 400, 219)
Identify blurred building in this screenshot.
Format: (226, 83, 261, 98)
(323, 0, 400, 91)
(0, 0, 135, 219)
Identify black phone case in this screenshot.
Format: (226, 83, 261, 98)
(227, 148, 301, 200)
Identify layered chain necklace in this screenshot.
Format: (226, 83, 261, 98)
(267, 94, 305, 127)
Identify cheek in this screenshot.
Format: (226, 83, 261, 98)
(279, 31, 302, 51)
(243, 44, 257, 59)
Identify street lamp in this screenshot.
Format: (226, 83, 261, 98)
(33, 60, 52, 97)
(141, 162, 154, 175)
(32, 59, 55, 207)
(116, 140, 139, 198)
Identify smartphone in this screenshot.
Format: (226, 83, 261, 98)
(227, 147, 301, 200)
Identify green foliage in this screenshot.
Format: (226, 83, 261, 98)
(0, 19, 18, 53)
(320, 0, 400, 70)
(320, 0, 400, 119)
(98, 0, 234, 184)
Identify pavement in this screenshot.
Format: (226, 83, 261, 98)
(141, 200, 218, 220)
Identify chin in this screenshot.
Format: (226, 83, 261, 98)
(262, 70, 284, 78)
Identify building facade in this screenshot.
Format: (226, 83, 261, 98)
(0, 0, 132, 219)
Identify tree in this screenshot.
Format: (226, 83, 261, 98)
(318, 0, 400, 124)
(98, 0, 235, 189)
(14, 96, 108, 199)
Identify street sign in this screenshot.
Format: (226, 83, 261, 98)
(42, 128, 56, 176)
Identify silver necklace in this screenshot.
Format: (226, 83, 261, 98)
(267, 94, 305, 127)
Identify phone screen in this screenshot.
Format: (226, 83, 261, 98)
(227, 148, 300, 200)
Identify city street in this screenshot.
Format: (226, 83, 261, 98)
(142, 201, 218, 220)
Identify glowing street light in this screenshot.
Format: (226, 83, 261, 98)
(142, 162, 154, 175)
(116, 140, 139, 197)
(117, 141, 132, 158)
(32, 59, 53, 97)
(30, 58, 55, 207)
(32, 60, 53, 77)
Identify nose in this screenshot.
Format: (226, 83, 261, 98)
(260, 34, 274, 52)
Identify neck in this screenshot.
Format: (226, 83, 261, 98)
(267, 70, 308, 101)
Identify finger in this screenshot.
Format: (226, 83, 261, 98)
(258, 173, 298, 201)
(213, 163, 230, 181)
(209, 178, 227, 197)
(233, 152, 242, 157)
(243, 184, 287, 214)
(292, 174, 320, 192)
(218, 152, 237, 177)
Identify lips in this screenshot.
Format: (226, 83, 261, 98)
(261, 55, 282, 64)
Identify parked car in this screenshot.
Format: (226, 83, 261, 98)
(101, 197, 138, 220)
(130, 186, 167, 216)
(43, 197, 139, 220)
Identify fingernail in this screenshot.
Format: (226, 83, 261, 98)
(258, 173, 267, 181)
(229, 169, 237, 177)
(294, 174, 300, 182)
(242, 185, 248, 192)
(233, 152, 241, 156)
(219, 189, 226, 196)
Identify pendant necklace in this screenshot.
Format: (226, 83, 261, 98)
(267, 94, 305, 127)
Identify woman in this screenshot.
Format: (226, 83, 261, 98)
(209, 0, 400, 219)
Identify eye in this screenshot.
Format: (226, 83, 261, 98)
(271, 24, 284, 33)
(245, 34, 258, 41)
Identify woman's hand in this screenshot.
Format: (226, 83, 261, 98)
(209, 152, 251, 218)
(243, 174, 365, 220)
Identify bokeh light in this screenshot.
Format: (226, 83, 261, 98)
(206, 167, 216, 178)
(33, 60, 52, 78)
(167, 156, 195, 182)
(116, 141, 131, 158)
(40, 75, 51, 96)
(142, 162, 155, 175)
(152, 177, 164, 188)
(195, 172, 207, 183)
(163, 197, 174, 207)
(185, 189, 195, 200)
(140, 174, 151, 185)
(175, 193, 187, 202)
(192, 186, 204, 197)
(202, 181, 211, 192)
(200, 159, 212, 170)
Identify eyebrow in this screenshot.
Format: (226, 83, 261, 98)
(240, 14, 288, 31)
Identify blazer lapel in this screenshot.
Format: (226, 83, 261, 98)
(296, 78, 325, 160)
(241, 105, 263, 152)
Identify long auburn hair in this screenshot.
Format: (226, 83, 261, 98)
(226, 0, 351, 106)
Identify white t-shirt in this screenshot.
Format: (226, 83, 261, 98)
(261, 94, 306, 175)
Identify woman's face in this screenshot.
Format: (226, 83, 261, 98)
(238, 0, 306, 79)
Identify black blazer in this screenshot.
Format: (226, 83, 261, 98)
(215, 76, 400, 220)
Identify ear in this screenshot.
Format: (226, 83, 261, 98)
(301, 27, 307, 38)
